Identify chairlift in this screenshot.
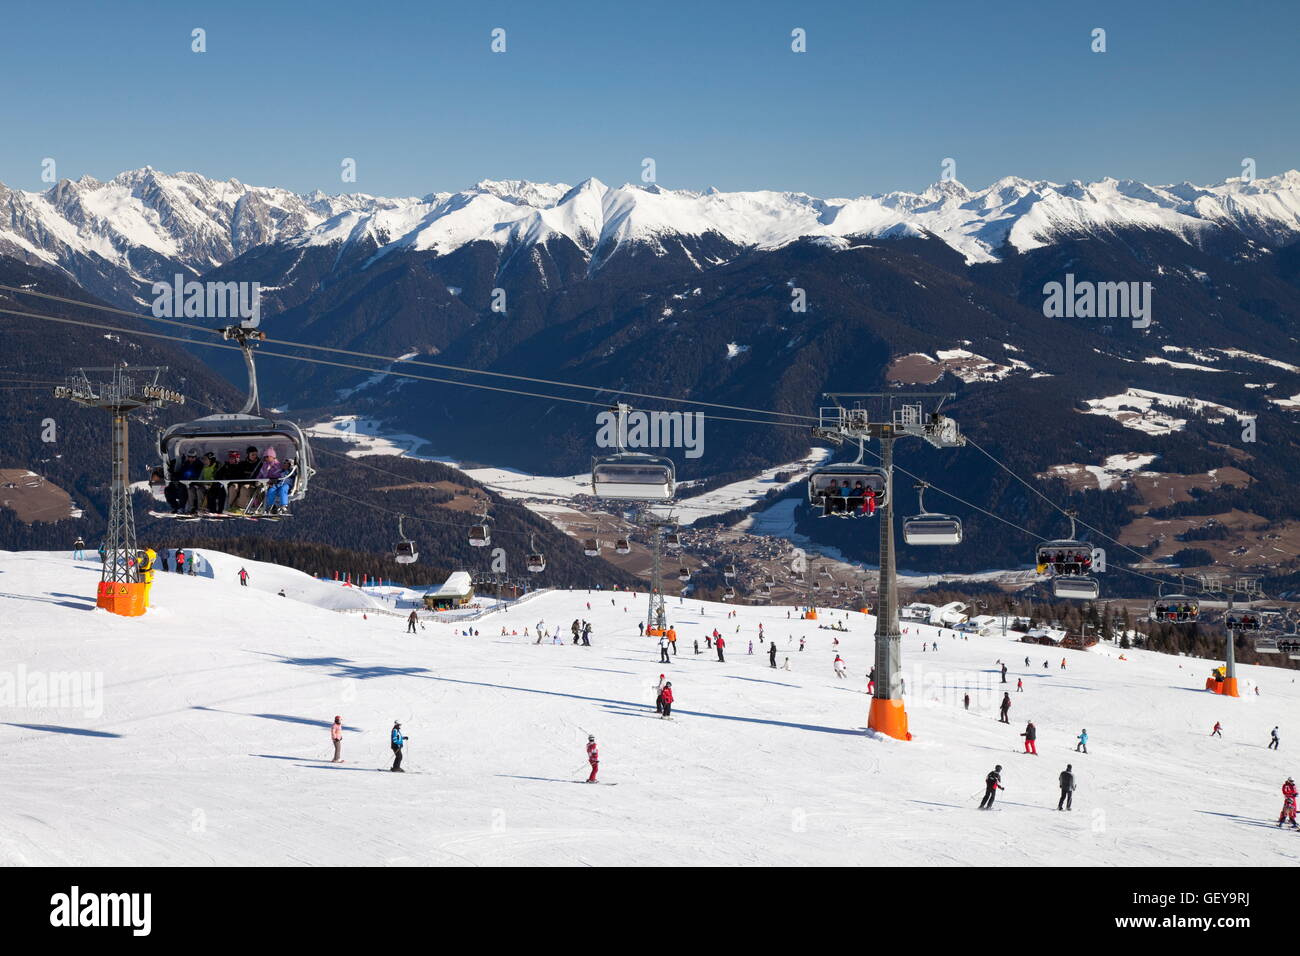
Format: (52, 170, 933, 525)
(583, 538, 601, 557)
(678, 567, 691, 582)
(903, 481, 963, 546)
(155, 326, 314, 518)
(724, 587, 735, 600)
(615, 538, 631, 555)
(590, 404, 675, 500)
(393, 515, 418, 564)
(724, 563, 737, 581)
(807, 439, 886, 518)
(526, 534, 546, 573)
(468, 504, 492, 547)
(1225, 608, 1279, 631)
(1035, 511, 1098, 578)
(665, 532, 681, 548)
(1148, 580, 1198, 624)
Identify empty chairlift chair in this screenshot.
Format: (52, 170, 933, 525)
(902, 482, 962, 546)
(393, 516, 418, 564)
(526, 534, 546, 573)
(615, 538, 631, 555)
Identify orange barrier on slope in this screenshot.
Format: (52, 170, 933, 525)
(868, 697, 912, 740)
(96, 581, 146, 617)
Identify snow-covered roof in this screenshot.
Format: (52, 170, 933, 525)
(427, 571, 473, 599)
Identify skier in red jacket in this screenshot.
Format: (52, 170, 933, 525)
(586, 735, 599, 783)
(660, 682, 674, 718)
(1280, 777, 1298, 829)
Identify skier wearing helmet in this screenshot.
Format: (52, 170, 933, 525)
(586, 735, 599, 783)
(979, 765, 1004, 809)
(1280, 777, 1298, 829)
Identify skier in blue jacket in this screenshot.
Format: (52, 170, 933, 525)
(1076, 729, 1088, 754)
(390, 721, 408, 772)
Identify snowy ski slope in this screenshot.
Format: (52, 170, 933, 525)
(0, 550, 1296, 866)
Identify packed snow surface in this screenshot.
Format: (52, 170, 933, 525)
(0, 550, 1295, 866)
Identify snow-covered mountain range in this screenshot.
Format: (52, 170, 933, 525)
(3, 167, 1300, 302)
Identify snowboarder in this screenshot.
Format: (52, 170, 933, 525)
(1211, 721, 1223, 737)
(237, 566, 248, 587)
(1268, 726, 1279, 750)
(768, 641, 778, 669)
(659, 634, 670, 663)
(660, 682, 674, 718)
(1058, 764, 1076, 811)
(715, 635, 725, 663)
(406, 610, 418, 634)
(586, 735, 599, 783)
(979, 765, 1004, 809)
(331, 715, 343, 762)
(1076, 729, 1088, 753)
(1021, 720, 1038, 755)
(999, 692, 1011, 723)
(390, 721, 407, 772)
(1280, 777, 1298, 829)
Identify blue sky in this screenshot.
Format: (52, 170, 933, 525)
(2, 0, 1295, 197)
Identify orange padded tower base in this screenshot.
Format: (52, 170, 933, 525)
(1204, 677, 1239, 697)
(868, 697, 912, 740)
(96, 581, 146, 616)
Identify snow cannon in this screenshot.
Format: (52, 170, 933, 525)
(96, 581, 146, 617)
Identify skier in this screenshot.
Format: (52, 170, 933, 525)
(1000, 663, 1007, 683)
(799, 636, 806, 653)
(1076, 729, 1088, 753)
(1060, 657, 1067, 670)
(1016, 678, 1023, 693)
(237, 566, 249, 587)
(1211, 721, 1223, 737)
(659, 633, 670, 664)
(979, 765, 1004, 809)
(660, 682, 674, 718)
(406, 610, 418, 634)
(331, 715, 343, 762)
(999, 692, 1011, 724)
(585, 735, 599, 783)
(963, 692, 970, 711)
(582, 622, 592, 646)
(715, 634, 725, 663)
(768, 641, 778, 669)
(1057, 764, 1076, 811)
(833, 654, 847, 679)
(277, 588, 286, 597)
(174, 548, 186, 574)
(1021, 720, 1038, 755)
(654, 674, 667, 713)
(638, 621, 645, 637)
(390, 721, 407, 772)
(73, 537, 85, 560)
(1279, 777, 1298, 829)
(1268, 726, 1279, 750)
(748, 640, 753, 655)
(572, 619, 581, 644)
